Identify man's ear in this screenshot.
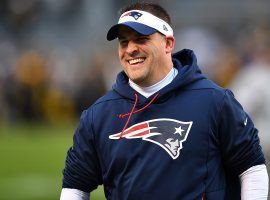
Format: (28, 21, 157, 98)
(165, 36, 175, 54)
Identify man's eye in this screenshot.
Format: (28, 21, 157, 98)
(120, 41, 128, 46)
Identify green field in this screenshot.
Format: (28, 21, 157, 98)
(0, 122, 105, 200)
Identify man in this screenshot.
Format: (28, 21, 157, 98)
(60, 2, 268, 200)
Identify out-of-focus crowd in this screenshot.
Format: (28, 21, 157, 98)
(0, 0, 269, 159)
(0, 0, 111, 122)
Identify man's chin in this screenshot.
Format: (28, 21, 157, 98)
(129, 76, 146, 85)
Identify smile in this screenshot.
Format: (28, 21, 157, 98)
(128, 57, 145, 65)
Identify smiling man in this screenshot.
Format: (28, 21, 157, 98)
(60, 2, 268, 200)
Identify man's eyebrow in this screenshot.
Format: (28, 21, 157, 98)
(118, 33, 147, 40)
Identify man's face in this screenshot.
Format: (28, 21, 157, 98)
(118, 26, 173, 87)
(165, 138, 180, 156)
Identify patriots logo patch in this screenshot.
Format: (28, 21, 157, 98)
(109, 118, 193, 159)
(121, 11, 143, 20)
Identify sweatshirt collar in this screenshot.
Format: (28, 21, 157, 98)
(128, 67, 178, 98)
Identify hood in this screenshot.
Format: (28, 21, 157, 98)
(112, 49, 206, 104)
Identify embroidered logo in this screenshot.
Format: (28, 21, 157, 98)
(109, 118, 193, 159)
(121, 11, 143, 20)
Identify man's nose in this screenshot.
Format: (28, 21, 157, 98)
(126, 41, 139, 55)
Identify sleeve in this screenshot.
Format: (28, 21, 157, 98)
(62, 109, 102, 193)
(60, 188, 89, 200)
(239, 164, 269, 200)
(218, 90, 265, 175)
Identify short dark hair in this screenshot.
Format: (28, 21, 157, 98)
(119, 2, 172, 26)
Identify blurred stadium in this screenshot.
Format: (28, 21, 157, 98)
(0, 0, 269, 199)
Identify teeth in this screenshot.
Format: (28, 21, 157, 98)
(129, 58, 145, 65)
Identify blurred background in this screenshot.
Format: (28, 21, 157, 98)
(0, 0, 269, 199)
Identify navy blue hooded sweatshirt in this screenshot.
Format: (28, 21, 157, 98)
(62, 49, 265, 200)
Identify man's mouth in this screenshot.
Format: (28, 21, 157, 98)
(128, 57, 146, 65)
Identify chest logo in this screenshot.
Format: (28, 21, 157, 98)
(109, 118, 193, 159)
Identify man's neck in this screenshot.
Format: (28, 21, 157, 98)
(129, 67, 178, 98)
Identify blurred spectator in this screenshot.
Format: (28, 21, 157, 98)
(7, 51, 48, 121)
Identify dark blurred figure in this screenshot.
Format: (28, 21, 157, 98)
(4, 51, 48, 121)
